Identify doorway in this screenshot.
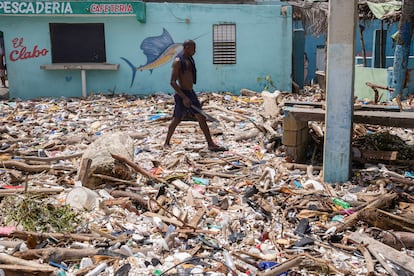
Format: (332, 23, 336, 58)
(0, 31, 8, 100)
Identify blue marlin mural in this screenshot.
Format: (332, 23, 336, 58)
(121, 28, 183, 87)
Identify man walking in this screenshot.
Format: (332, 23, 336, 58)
(164, 39, 225, 152)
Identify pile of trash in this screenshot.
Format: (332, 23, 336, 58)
(0, 89, 413, 276)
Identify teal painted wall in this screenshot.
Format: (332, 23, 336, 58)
(0, 2, 292, 99)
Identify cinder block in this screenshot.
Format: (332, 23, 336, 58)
(285, 144, 307, 162)
(283, 128, 309, 146)
(283, 114, 307, 131)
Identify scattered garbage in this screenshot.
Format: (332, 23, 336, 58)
(0, 89, 413, 275)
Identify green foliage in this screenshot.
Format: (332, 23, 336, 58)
(2, 194, 82, 233)
(257, 75, 277, 91)
(360, 131, 414, 160)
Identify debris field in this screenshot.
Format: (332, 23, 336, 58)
(0, 88, 413, 276)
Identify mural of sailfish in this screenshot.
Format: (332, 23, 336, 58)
(121, 28, 183, 87)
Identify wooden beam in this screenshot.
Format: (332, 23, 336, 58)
(283, 107, 414, 129)
(348, 232, 414, 274)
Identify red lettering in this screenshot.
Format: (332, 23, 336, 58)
(9, 50, 19, 62)
(12, 37, 23, 48)
(90, 4, 98, 13)
(89, 3, 133, 13)
(9, 44, 48, 62)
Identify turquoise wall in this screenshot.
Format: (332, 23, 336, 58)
(0, 2, 292, 99)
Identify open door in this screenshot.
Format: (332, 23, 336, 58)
(293, 29, 305, 89)
(0, 31, 8, 99)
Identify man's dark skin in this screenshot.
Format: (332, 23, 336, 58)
(164, 40, 223, 151)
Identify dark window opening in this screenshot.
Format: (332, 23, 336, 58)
(213, 23, 236, 64)
(49, 23, 106, 63)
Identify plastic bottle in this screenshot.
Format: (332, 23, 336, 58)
(85, 263, 107, 276)
(152, 269, 162, 276)
(223, 250, 236, 273)
(332, 198, 351, 209)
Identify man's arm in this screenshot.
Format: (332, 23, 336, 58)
(170, 58, 191, 107)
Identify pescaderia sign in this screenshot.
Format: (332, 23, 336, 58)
(0, 1, 146, 22)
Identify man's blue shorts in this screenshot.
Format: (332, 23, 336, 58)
(173, 89, 202, 118)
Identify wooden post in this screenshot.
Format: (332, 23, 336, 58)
(323, 0, 356, 183)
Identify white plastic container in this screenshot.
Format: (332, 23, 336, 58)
(65, 187, 99, 210)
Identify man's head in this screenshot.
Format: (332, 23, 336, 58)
(183, 40, 196, 57)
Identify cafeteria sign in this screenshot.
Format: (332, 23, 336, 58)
(0, 1, 146, 22)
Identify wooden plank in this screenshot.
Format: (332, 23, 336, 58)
(188, 207, 206, 228)
(143, 212, 184, 227)
(348, 232, 414, 274)
(284, 101, 400, 112)
(354, 110, 414, 128)
(284, 107, 414, 128)
(360, 150, 398, 161)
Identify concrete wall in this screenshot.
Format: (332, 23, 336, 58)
(0, 2, 292, 99)
(304, 20, 414, 84)
(354, 66, 388, 101)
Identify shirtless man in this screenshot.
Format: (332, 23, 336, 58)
(164, 39, 225, 151)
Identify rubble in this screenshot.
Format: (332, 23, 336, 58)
(0, 88, 413, 276)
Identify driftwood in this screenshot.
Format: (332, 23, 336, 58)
(240, 88, 259, 97)
(13, 247, 125, 263)
(357, 244, 375, 276)
(348, 231, 414, 275)
(284, 162, 323, 171)
(77, 157, 92, 186)
(0, 264, 55, 276)
(216, 113, 241, 123)
(358, 208, 414, 232)
(205, 105, 250, 120)
(263, 121, 281, 142)
(0, 253, 57, 274)
(365, 82, 394, 104)
(143, 212, 185, 228)
(14, 152, 83, 163)
(258, 253, 343, 276)
(196, 170, 243, 179)
(234, 129, 261, 142)
(380, 231, 414, 250)
(0, 160, 73, 172)
(390, 176, 414, 186)
(11, 230, 109, 243)
(111, 153, 167, 184)
(92, 173, 141, 186)
(0, 187, 64, 196)
(335, 192, 398, 233)
(110, 190, 150, 211)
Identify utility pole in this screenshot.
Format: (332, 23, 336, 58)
(323, 0, 356, 183)
(390, 0, 414, 100)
